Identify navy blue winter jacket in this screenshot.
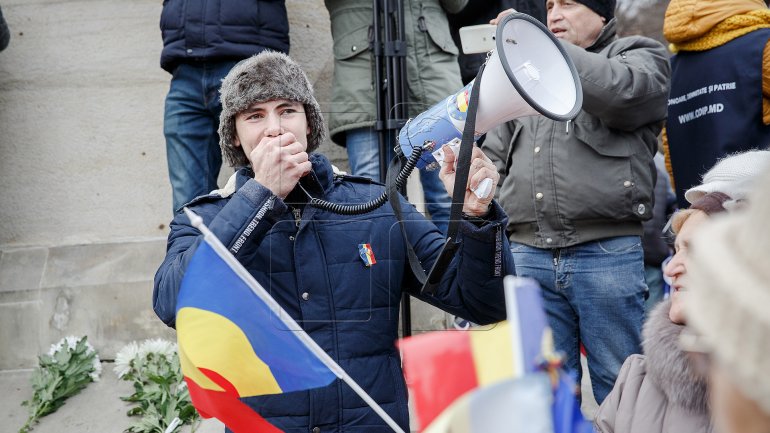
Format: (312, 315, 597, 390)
(159, 0, 290, 73)
(153, 154, 510, 432)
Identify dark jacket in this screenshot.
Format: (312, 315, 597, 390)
(0, 5, 9, 52)
(448, 1, 547, 84)
(159, 0, 290, 73)
(482, 20, 671, 248)
(594, 300, 713, 433)
(642, 153, 677, 266)
(153, 154, 510, 432)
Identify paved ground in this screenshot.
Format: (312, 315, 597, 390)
(0, 363, 224, 433)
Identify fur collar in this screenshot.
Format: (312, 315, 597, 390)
(642, 299, 710, 414)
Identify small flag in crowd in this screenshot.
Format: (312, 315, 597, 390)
(175, 210, 406, 433)
(423, 374, 554, 433)
(398, 322, 516, 430)
(399, 277, 553, 431)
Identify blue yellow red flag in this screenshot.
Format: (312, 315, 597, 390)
(175, 209, 406, 433)
(175, 239, 338, 432)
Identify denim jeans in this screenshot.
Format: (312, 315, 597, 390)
(644, 264, 665, 315)
(510, 236, 646, 404)
(346, 127, 451, 233)
(164, 61, 239, 212)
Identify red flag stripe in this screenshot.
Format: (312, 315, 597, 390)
(400, 331, 477, 429)
(185, 369, 284, 433)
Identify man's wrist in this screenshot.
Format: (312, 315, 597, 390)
(462, 203, 493, 226)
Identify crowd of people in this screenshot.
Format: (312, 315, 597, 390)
(151, 0, 770, 432)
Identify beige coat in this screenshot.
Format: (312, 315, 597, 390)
(593, 300, 713, 433)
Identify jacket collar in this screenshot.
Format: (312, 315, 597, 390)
(587, 18, 617, 52)
(642, 299, 711, 414)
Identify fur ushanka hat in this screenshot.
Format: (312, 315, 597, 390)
(218, 51, 326, 168)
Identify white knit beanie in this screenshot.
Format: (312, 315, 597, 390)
(685, 149, 770, 204)
(686, 167, 770, 414)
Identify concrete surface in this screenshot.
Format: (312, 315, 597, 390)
(1, 363, 225, 433)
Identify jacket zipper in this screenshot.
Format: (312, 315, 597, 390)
(292, 207, 302, 228)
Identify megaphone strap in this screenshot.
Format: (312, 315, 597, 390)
(421, 62, 486, 295)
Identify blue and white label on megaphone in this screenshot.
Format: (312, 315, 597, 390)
(398, 82, 482, 170)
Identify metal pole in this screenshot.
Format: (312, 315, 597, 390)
(373, 0, 411, 337)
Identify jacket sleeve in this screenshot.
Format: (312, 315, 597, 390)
(404, 198, 512, 325)
(440, 0, 469, 14)
(562, 37, 671, 131)
(593, 354, 649, 433)
(152, 179, 288, 327)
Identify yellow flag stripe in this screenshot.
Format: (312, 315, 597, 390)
(177, 307, 283, 396)
(469, 322, 515, 385)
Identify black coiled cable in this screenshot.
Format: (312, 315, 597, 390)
(308, 144, 426, 215)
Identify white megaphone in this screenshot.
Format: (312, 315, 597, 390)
(398, 12, 583, 171)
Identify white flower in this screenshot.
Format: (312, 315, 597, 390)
(46, 335, 81, 358)
(114, 341, 140, 379)
(90, 356, 102, 382)
(139, 339, 177, 359)
(63, 335, 79, 351)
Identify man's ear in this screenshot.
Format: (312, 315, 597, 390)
(234, 135, 242, 148)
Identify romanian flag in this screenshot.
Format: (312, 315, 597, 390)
(421, 372, 595, 433)
(176, 238, 337, 433)
(423, 374, 554, 433)
(398, 277, 549, 431)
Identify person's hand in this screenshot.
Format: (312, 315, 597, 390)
(248, 132, 311, 198)
(438, 144, 499, 217)
(490, 8, 516, 25)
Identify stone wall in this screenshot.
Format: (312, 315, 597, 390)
(0, 0, 449, 370)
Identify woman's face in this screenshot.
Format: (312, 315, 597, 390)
(664, 210, 709, 324)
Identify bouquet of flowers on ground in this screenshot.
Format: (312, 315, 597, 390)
(19, 335, 102, 433)
(114, 338, 198, 433)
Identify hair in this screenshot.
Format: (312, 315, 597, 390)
(670, 191, 731, 234)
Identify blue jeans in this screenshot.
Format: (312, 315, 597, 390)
(644, 264, 665, 315)
(346, 127, 451, 233)
(164, 61, 239, 212)
(510, 236, 646, 404)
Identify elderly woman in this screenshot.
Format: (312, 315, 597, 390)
(593, 192, 732, 433)
(685, 170, 770, 433)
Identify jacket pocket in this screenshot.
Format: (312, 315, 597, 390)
(572, 114, 631, 158)
(333, 24, 370, 60)
(419, 5, 459, 56)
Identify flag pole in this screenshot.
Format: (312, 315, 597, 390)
(184, 208, 407, 433)
(503, 275, 526, 378)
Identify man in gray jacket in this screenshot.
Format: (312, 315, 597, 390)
(484, 0, 670, 404)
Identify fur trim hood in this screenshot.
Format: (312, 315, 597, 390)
(218, 51, 326, 168)
(642, 299, 710, 414)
